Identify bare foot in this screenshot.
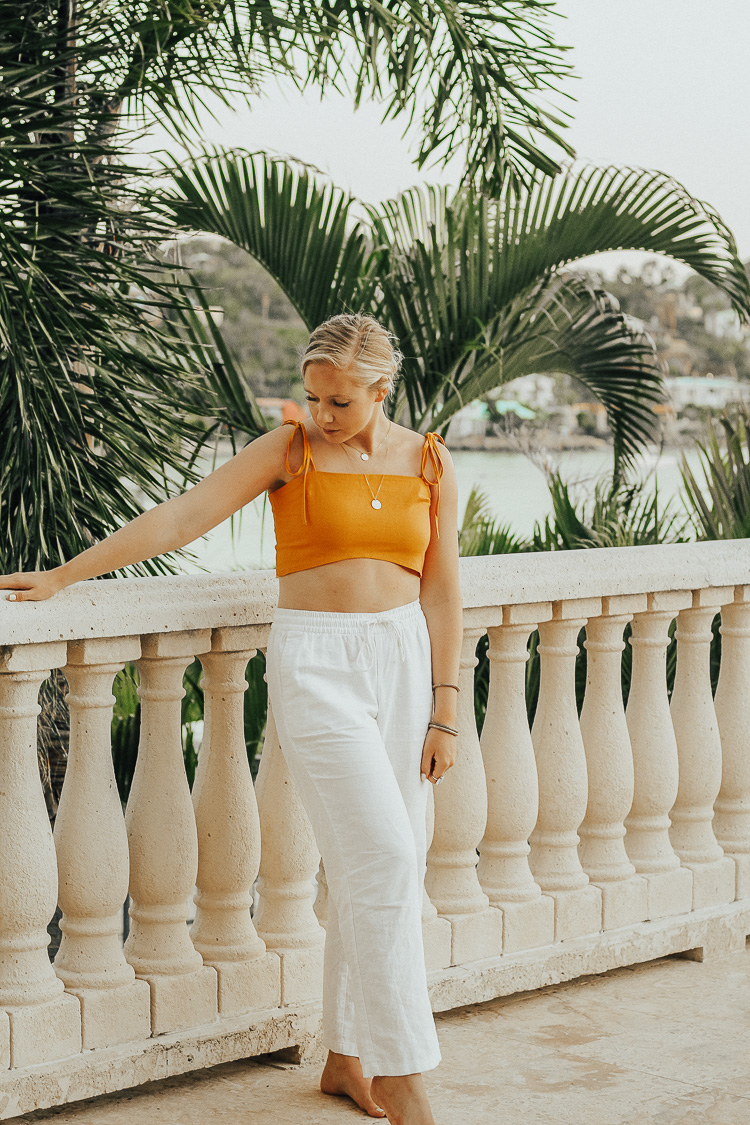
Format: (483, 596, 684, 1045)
(320, 1051, 387, 1117)
(370, 1073, 435, 1125)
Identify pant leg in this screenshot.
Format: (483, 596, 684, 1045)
(322, 607, 435, 1061)
(266, 613, 441, 1078)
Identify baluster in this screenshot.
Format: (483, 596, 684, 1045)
(578, 602, 648, 929)
(426, 616, 502, 965)
(529, 602, 602, 940)
(254, 699, 325, 1004)
(191, 627, 280, 1017)
(54, 638, 150, 1048)
(624, 593, 693, 917)
(0, 643, 80, 1068)
(124, 630, 218, 1035)
(714, 588, 750, 898)
(477, 607, 554, 953)
(670, 592, 736, 907)
(421, 785, 452, 970)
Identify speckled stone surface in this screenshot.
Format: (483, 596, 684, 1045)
(11, 944, 750, 1125)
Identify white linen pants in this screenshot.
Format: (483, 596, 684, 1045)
(266, 599, 441, 1079)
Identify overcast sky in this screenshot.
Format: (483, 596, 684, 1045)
(142, 1, 750, 271)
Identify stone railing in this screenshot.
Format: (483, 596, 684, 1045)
(2, 543, 750, 1118)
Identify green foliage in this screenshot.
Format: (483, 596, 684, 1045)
(532, 472, 688, 550)
(681, 407, 750, 539)
(169, 152, 750, 478)
(459, 486, 531, 556)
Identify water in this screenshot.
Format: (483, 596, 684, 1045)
(178, 445, 706, 573)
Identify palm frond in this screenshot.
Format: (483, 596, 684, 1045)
(373, 166, 750, 439)
(427, 275, 667, 473)
(163, 150, 376, 329)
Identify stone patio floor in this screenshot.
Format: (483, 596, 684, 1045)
(16, 942, 750, 1125)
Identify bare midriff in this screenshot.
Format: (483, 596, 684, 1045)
(277, 557, 421, 613)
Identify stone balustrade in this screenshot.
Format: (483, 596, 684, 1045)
(2, 544, 750, 1118)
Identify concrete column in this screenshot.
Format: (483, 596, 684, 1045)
(124, 630, 218, 1036)
(0, 642, 80, 1068)
(670, 594, 736, 908)
(54, 637, 150, 1049)
(421, 785, 452, 970)
(714, 590, 750, 898)
(579, 601, 648, 930)
(529, 601, 602, 940)
(191, 627, 280, 1016)
(254, 701, 325, 1005)
(426, 616, 502, 965)
(477, 606, 554, 953)
(625, 593, 693, 918)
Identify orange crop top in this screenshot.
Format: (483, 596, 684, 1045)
(268, 420, 444, 578)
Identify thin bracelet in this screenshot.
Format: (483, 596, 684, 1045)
(428, 720, 459, 737)
(432, 682, 460, 693)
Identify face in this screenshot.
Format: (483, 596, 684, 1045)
(303, 362, 387, 443)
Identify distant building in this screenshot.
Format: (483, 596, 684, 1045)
(498, 374, 556, 410)
(666, 375, 750, 411)
(704, 308, 746, 341)
(445, 400, 489, 441)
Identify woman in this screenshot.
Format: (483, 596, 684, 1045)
(1, 313, 462, 1125)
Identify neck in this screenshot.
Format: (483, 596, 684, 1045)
(349, 411, 388, 454)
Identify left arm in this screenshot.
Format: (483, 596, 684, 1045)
(419, 443, 463, 783)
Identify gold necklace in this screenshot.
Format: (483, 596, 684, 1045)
(342, 420, 391, 461)
(340, 422, 391, 510)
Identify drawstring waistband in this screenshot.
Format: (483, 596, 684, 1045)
(271, 600, 421, 670)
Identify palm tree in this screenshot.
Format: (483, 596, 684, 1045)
(165, 151, 750, 477)
(4, 0, 576, 810)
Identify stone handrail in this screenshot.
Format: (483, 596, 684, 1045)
(1, 543, 750, 1118)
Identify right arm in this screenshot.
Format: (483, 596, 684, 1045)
(0, 425, 293, 601)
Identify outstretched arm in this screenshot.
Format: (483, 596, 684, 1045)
(0, 426, 292, 601)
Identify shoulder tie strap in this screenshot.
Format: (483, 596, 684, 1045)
(283, 420, 314, 524)
(421, 432, 445, 539)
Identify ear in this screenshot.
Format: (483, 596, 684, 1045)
(373, 384, 389, 404)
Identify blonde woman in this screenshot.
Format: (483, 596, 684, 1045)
(1, 313, 462, 1125)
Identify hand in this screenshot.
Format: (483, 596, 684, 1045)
(0, 570, 66, 602)
(420, 725, 456, 785)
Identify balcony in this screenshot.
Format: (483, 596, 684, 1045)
(1, 543, 749, 1120)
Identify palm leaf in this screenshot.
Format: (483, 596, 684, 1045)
(162, 150, 377, 330)
(373, 166, 750, 423)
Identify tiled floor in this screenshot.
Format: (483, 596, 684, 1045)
(16, 943, 750, 1125)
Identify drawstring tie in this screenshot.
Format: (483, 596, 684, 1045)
(355, 617, 408, 670)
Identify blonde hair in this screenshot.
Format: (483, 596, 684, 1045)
(301, 313, 402, 396)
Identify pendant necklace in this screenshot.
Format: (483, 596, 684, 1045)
(341, 421, 391, 510)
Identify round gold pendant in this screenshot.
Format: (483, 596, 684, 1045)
(371, 499, 382, 510)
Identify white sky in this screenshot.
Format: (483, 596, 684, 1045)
(140, 0, 750, 272)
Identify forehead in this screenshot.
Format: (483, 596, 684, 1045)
(303, 362, 363, 398)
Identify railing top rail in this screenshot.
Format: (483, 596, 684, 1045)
(1, 539, 749, 648)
